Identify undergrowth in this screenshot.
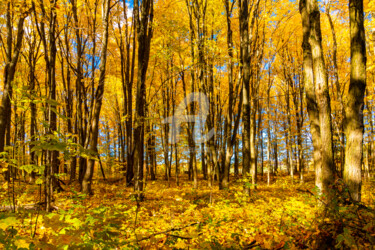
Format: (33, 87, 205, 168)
(0, 173, 374, 249)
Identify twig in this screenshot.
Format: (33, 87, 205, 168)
(296, 188, 314, 196)
(243, 240, 260, 249)
(296, 188, 327, 206)
(132, 222, 202, 243)
(32, 207, 40, 238)
(166, 234, 193, 240)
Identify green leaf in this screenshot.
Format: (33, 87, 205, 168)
(0, 217, 19, 230)
(35, 177, 44, 185)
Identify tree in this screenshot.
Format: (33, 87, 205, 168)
(325, 1, 345, 175)
(0, 1, 27, 173)
(344, 0, 366, 202)
(300, 0, 335, 199)
(220, 0, 237, 190)
(33, 0, 62, 210)
(133, 0, 154, 200)
(81, 0, 112, 194)
(239, 0, 260, 195)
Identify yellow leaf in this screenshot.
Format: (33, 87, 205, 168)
(14, 239, 29, 248)
(0, 217, 19, 230)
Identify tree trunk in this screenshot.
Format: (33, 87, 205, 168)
(0, 3, 26, 157)
(239, 0, 251, 195)
(310, 0, 335, 196)
(300, 0, 334, 200)
(81, 0, 111, 194)
(326, 3, 345, 175)
(133, 0, 153, 200)
(220, 0, 237, 190)
(344, 0, 366, 202)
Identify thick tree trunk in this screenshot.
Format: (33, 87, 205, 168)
(300, 0, 334, 200)
(310, 0, 335, 196)
(344, 0, 366, 202)
(300, 0, 322, 191)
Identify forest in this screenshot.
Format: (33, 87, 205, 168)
(0, 0, 375, 248)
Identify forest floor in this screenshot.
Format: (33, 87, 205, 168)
(1, 172, 375, 249)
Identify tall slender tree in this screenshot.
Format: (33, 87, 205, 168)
(81, 0, 112, 194)
(133, 0, 154, 200)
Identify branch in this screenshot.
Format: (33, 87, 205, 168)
(296, 188, 328, 206)
(133, 222, 202, 243)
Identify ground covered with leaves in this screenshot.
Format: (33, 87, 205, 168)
(1, 173, 375, 249)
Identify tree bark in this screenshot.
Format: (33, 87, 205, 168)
(326, 2, 345, 175)
(300, 0, 334, 199)
(310, 0, 335, 196)
(133, 0, 154, 200)
(344, 0, 366, 202)
(0, 3, 26, 157)
(239, 0, 251, 195)
(81, 0, 111, 194)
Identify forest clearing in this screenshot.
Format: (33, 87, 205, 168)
(1, 0, 375, 248)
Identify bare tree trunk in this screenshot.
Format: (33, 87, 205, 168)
(116, 0, 135, 184)
(297, 83, 304, 182)
(59, 20, 76, 183)
(250, 95, 257, 186)
(0, 2, 26, 160)
(266, 79, 272, 185)
(310, 0, 335, 196)
(300, 0, 322, 187)
(239, 0, 260, 194)
(195, 0, 208, 189)
(285, 83, 294, 181)
(184, 0, 197, 182)
(71, 0, 88, 185)
(220, 0, 235, 190)
(34, 0, 60, 210)
(300, 0, 334, 200)
(239, 0, 251, 195)
(344, 0, 366, 202)
(133, 0, 153, 200)
(326, 2, 345, 175)
(151, 125, 157, 180)
(81, 0, 111, 194)
(25, 21, 40, 183)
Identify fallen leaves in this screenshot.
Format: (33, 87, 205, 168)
(1, 173, 374, 249)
